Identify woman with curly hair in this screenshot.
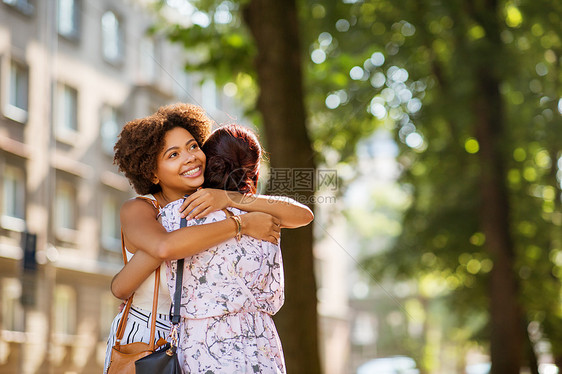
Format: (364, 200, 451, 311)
(104, 104, 312, 373)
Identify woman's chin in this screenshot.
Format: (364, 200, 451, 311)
(184, 177, 204, 191)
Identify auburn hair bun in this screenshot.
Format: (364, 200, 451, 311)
(202, 124, 262, 194)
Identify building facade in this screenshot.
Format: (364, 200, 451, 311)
(0, 0, 237, 372)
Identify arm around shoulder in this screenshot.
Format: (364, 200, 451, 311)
(111, 250, 162, 300)
(120, 198, 172, 261)
(120, 196, 253, 261)
(227, 191, 314, 228)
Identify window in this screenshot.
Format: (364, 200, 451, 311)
(352, 312, 376, 346)
(139, 36, 157, 82)
(55, 180, 77, 232)
(53, 285, 76, 335)
(2, 0, 34, 15)
(101, 10, 122, 63)
(101, 194, 120, 251)
(201, 79, 217, 110)
(173, 62, 193, 101)
(100, 105, 119, 155)
(55, 83, 78, 139)
(1, 164, 25, 231)
(100, 292, 120, 339)
(1, 278, 24, 331)
(57, 0, 80, 39)
(5, 61, 29, 123)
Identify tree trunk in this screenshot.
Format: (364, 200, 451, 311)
(472, 10, 523, 373)
(243, 1, 322, 373)
(474, 66, 523, 374)
(470, 1, 524, 372)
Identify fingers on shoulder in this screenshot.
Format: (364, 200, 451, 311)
(183, 190, 200, 204)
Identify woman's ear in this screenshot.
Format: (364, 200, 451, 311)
(152, 175, 159, 185)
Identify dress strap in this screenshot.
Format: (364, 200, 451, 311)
(136, 195, 161, 213)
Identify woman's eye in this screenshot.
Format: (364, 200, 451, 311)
(169, 152, 178, 158)
(190, 144, 199, 150)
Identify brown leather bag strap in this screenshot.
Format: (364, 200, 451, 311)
(148, 267, 160, 351)
(115, 229, 132, 346)
(121, 228, 127, 263)
(114, 229, 160, 349)
(114, 296, 133, 346)
(135, 196, 161, 350)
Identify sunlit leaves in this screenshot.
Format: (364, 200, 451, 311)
(468, 24, 486, 40)
(464, 138, 479, 154)
(348, 0, 562, 365)
(153, 0, 256, 91)
(505, 4, 523, 28)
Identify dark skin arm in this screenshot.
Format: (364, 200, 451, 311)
(111, 198, 281, 300)
(180, 189, 314, 228)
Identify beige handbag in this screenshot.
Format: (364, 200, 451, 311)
(107, 232, 166, 374)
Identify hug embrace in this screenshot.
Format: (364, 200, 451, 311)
(103, 103, 314, 373)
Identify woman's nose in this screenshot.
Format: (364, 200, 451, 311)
(183, 152, 196, 163)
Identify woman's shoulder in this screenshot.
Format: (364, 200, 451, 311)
(121, 196, 160, 220)
(122, 196, 151, 210)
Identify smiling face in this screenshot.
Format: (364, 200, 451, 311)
(153, 127, 206, 202)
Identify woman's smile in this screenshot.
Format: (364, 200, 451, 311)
(181, 166, 202, 177)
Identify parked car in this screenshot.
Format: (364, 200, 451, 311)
(465, 362, 491, 374)
(465, 362, 558, 374)
(357, 356, 419, 374)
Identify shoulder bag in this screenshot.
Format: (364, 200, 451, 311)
(106, 232, 166, 374)
(134, 217, 187, 374)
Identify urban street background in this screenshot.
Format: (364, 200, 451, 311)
(0, 0, 561, 374)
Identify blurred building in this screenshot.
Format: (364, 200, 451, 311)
(315, 194, 353, 374)
(0, 0, 238, 373)
(342, 130, 411, 373)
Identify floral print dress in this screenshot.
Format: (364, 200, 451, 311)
(159, 199, 286, 374)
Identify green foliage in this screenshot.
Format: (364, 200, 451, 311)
(342, 0, 562, 367)
(167, 23, 255, 82)
(149, 0, 258, 125)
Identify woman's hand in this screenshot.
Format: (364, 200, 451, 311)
(180, 188, 230, 219)
(240, 212, 281, 244)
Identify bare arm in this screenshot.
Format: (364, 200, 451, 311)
(111, 250, 161, 300)
(121, 198, 280, 262)
(180, 189, 314, 228)
(228, 192, 313, 228)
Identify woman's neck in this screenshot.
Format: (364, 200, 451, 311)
(154, 188, 196, 207)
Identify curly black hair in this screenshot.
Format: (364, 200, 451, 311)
(114, 103, 213, 195)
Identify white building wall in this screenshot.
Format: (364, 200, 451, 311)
(0, 1, 239, 372)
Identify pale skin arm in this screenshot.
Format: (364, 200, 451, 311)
(111, 198, 280, 300)
(180, 189, 314, 228)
